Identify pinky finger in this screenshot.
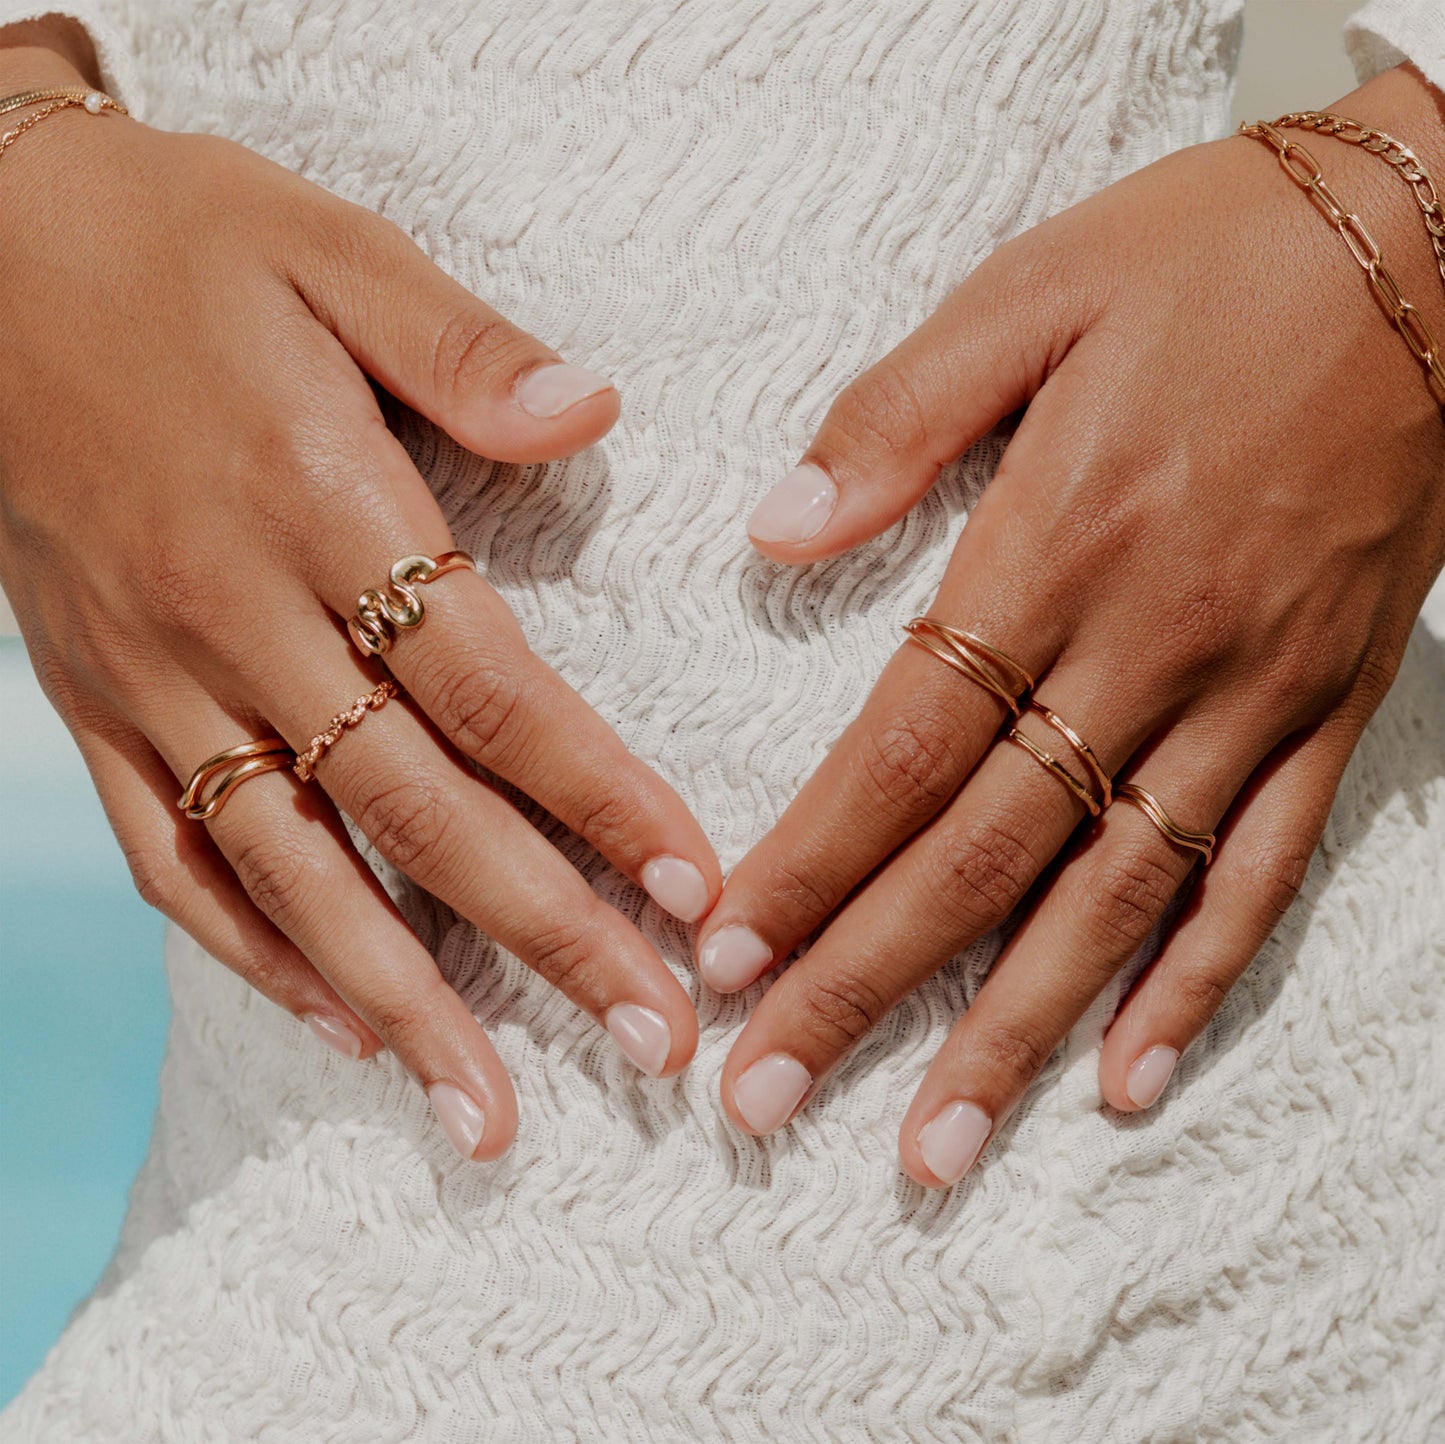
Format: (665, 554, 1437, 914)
(74, 721, 384, 1061)
(1099, 717, 1358, 1113)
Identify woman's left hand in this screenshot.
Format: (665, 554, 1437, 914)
(697, 62, 1445, 1185)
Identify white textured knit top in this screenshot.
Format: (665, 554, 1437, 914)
(3, 2, 1444, 1439)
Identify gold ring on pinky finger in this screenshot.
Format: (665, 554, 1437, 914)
(293, 680, 400, 783)
(179, 738, 295, 821)
(346, 550, 477, 658)
(902, 617, 1035, 717)
(1113, 782, 1217, 866)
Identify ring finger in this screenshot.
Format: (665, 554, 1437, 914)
(899, 716, 1257, 1187)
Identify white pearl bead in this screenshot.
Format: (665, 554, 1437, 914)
(83, 91, 104, 114)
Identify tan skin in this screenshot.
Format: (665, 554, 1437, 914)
(702, 64, 1445, 1183)
(4, 25, 1442, 1176)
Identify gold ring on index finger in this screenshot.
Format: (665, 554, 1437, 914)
(347, 550, 476, 658)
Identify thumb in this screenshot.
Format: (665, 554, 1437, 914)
(748, 243, 1081, 561)
(292, 198, 620, 464)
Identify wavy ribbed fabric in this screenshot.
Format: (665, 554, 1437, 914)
(2, 2, 1443, 1440)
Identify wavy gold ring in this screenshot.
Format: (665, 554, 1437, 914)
(902, 616, 1035, 717)
(347, 550, 476, 658)
(1114, 783, 1217, 865)
(179, 738, 295, 821)
(1005, 700, 1112, 816)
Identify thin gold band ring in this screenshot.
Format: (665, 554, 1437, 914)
(179, 738, 294, 821)
(347, 550, 476, 658)
(902, 616, 1034, 716)
(1114, 783, 1217, 865)
(1005, 700, 1112, 816)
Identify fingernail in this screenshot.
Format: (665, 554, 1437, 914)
(733, 1052, 812, 1135)
(1125, 1044, 1179, 1108)
(514, 362, 614, 418)
(641, 855, 710, 923)
(917, 1100, 992, 1185)
(747, 462, 838, 545)
(426, 1081, 486, 1160)
(305, 1013, 362, 1060)
(698, 924, 773, 991)
(605, 1003, 672, 1078)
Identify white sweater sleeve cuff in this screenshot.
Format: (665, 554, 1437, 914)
(1345, 0, 1445, 96)
(0, 3, 141, 113)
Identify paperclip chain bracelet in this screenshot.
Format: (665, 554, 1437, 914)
(1239, 119, 1445, 405)
(1265, 110, 1445, 294)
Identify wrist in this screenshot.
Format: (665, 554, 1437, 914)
(0, 19, 100, 92)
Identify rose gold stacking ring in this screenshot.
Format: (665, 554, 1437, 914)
(1005, 700, 1112, 816)
(1114, 783, 1217, 865)
(293, 680, 400, 783)
(347, 551, 476, 658)
(179, 738, 294, 820)
(902, 616, 1035, 717)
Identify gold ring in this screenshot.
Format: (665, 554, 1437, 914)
(902, 616, 1034, 717)
(294, 680, 400, 782)
(1005, 700, 1111, 815)
(179, 738, 295, 821)
(347, 550, 476, 658)
(1114, 783, 1216, 865)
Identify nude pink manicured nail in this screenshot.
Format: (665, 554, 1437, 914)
(305, 1013, 362, 1060)
(698, 924, 773, 991)
(641, 856, 710, 923)
(747, 462, 838, 545)
(1125, 1044, 1179, 1108)
(426, 1081, 486, 1160)
(917, 1100, 992, 1185)
(733, 1053, 812, 1134)
(606, 1003, 671, 1078)
(514, 362, 614, 418)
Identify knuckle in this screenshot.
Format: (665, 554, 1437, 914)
(761, 854, 843, 929)
(800, 968, 891, 1053)
(829, 358, 930, 459)
(573, 785, 645, 856)
(432, 307, 535, 399)
(123, 842, 179, 915)
(853, 708, 964, 818)
(425, 656, 527, 765)
(1173, 968, 1233, 1021)
(354, 779, 453, 875)
(973, 1020, 1054, 1087)
(229, 833, 316, 928)
(355, 987, 436, 1063)
(1081, 846, 1181, 953)
(932, 818, 1041, 934)
(518, 912, 604, 999)
(1253, 848, 1312, 925)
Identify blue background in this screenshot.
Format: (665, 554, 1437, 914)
(0, 636, 169, 1408)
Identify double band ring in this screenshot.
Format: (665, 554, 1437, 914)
(902, 617, 1035, 716)
(347, 551, 475, 658)
(178, 680, 402, 819)
(179, 738, 293, 821)
(1114, 783, 1216, 865)
(1005, 701, 1112, 816)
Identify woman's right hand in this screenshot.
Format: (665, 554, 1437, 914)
(0, 31, 720, 1161)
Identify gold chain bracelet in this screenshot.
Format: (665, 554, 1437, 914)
(1266, 111, 1445, 293)
(0, 89, 128, 164)
(0, 86, 98, 116)
(1239, 119, 1445, 405)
